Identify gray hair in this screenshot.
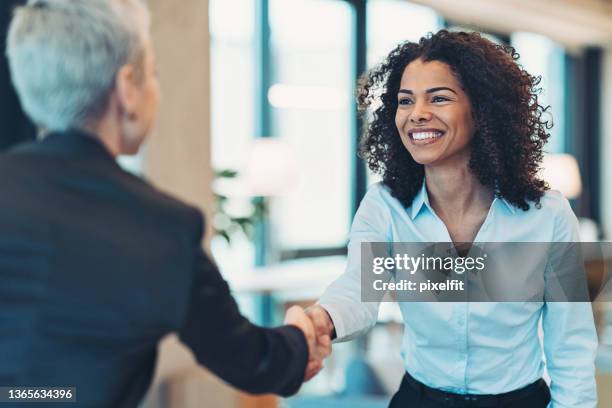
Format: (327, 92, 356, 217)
(6, 0, 151, 132)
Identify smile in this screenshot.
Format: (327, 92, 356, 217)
(408, 129, 445, 144)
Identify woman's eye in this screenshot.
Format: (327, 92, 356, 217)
(432, 96, 449, 103)
(398, 98, 413, 106)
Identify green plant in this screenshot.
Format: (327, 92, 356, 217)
(212, 169, 267, 244)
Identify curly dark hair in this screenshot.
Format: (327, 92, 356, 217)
(358, 30, 551, 211)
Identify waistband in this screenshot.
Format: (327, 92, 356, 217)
(401, 372, 548, 407)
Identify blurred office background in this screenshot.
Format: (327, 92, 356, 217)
(2, 0, 612, 407)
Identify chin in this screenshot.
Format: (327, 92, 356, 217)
(407, 151, 443, 166)
(122, 146, 142, 156)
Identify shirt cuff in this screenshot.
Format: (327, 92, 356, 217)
(317, 301, 350, 342)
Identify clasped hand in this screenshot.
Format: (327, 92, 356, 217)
(284, 305, 334, 381)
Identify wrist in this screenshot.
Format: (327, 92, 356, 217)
(324, 309, 337, 340)
(310, 305, 336, 340)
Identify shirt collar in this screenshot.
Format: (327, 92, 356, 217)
(410, 181, 430, 220)
(410, 181, 516, 219)
(495, 195, 516, 214)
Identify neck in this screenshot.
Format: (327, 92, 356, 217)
(424, 159, 493, 218)
(83, 116, 121, 158)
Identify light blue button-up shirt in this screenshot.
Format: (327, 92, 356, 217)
(318, 182, 597, 407)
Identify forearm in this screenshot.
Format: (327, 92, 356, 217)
(181, 307, 308, 395)
(543, 302, 598, 407)
(179, 252, 309, 396)
(317, 277, 380, 342)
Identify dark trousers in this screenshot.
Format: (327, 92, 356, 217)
(389, 373, 551, 408)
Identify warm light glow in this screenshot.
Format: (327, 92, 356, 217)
(540, 153, 582, 199)
(243, 138, 298, 196)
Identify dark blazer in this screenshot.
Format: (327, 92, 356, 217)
(0, 130, 308, 407)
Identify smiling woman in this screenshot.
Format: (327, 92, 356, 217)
(300, 29, 598, 408)
(358, 30, 550, 212)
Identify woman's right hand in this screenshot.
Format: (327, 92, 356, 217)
(301, 305, 335, 381)
(305, 305, 336, 340)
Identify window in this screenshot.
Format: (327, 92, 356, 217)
(209, 0, 257, 274)
(210, 0, 257, 171)
(367, 0, 442, 67)
(511, 32, 566, 153)
(269, 0, 354, 250)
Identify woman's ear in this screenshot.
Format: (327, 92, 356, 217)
(115, 64, 139, 117)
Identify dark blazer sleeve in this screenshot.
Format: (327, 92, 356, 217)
(178, 216, 308, 396)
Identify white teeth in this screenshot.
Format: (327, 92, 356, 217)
(411, 131, 443, 140)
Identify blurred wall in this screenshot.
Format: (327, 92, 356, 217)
(140, 0, 216, 406)
(143, 0, 214, 224)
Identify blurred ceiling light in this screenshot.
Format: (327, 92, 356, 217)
(540, 153, 582, 199)
(268, 83, 346, 110)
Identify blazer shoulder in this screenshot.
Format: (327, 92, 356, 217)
(119, 172, 205, 236)
(0, 148, 206, 239)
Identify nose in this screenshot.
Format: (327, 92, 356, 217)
(409, 101, 432, 123)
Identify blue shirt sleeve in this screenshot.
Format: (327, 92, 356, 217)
(318, 183, 392, 342)
(542, 195, 598, 407)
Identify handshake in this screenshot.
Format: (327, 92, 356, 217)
(284, 305, 335, 382)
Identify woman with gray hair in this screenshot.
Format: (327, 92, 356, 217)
(7, 0, 158, 153)
(0, 1, 330, 406)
